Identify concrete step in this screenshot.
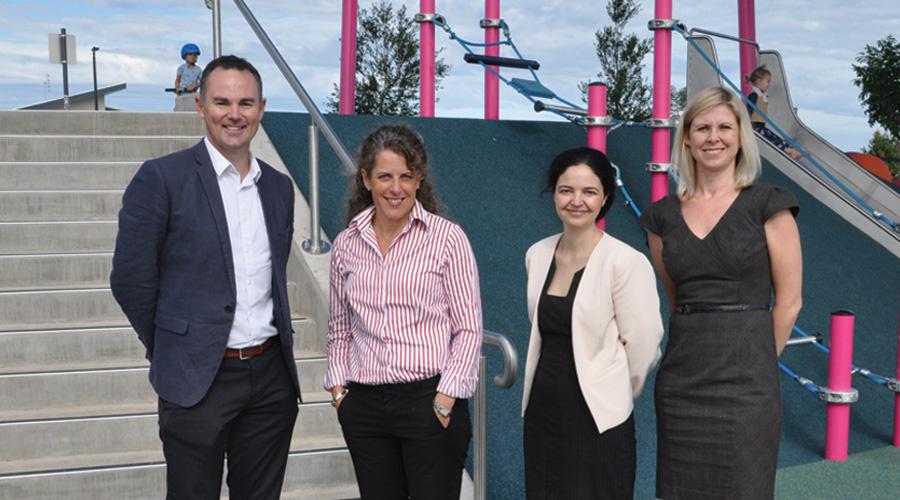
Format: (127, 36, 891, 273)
(0, 403, 344, 473)
(0, 448, 358, 500)
(0, 110, 206, 136)
(1, 162, 140, 190)
(0, 288, 126, 332)
(0, 191, 123, 222)
(0, 136, 201, 162)
(0, 357, 328, 422)
(0, 253, 113, 292)
(0, 318, 319, 374)
(0, 221, 117, 255)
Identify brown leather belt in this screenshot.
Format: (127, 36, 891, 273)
(224, 337, 276, 359)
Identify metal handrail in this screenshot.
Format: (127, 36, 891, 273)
(473, 330, 519, 500)
(208, 0, 355, 254)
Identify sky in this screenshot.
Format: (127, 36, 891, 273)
(1, 0, 897, 152)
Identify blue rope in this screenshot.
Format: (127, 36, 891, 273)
(779, 362, 823, 394)
(673, 24, 898, 232)
(431, 15, 587, 123)
(791, 325, 892, 386)
(612, 163, 642, 219)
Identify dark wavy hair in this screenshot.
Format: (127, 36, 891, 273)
(345, 123, 445, 226)
(544, 146, 617, 222)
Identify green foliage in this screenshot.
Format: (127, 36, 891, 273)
(326, 0, 450, 116)
(852, 35, 900, 149)
(862, 130, 900, 179)
(580, 0, 653, 122)
(670, 85, 687, 120)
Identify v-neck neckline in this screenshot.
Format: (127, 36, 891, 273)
(679, 187, 745, 241)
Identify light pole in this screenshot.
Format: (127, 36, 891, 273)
(91, 46, 100, 110)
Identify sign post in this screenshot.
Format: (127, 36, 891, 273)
(48, 28, 76, 110)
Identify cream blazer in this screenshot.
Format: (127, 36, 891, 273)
(521, 232, 664, 434)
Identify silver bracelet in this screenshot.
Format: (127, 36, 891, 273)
(331, 388, 349, 407)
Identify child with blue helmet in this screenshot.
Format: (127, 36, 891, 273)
(175, 43, 202, 94)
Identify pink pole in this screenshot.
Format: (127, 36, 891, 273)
(737, 0, 758, 96)
(588, 82, 608, 231)
(894, 305, 900, 447)
(650, 0, 673, 203)
(420, 0, 436, 117)
(339, 0, 358, 115)
(825, 310, 856, 461)
(484, 0, 500, 120)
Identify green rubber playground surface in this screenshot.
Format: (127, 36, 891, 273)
(263, 112, 900, 499)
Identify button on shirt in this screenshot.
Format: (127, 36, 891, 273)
(205, 138, 277, 349)
(324, 201, 483, 399)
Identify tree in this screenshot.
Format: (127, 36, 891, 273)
(862, 130, 900, 179)
(852, 35, 900, 160)
(580, 0, 653, 122)
(326, 0, 450, 116)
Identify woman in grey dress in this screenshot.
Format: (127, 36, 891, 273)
(639, 87, 803, 499)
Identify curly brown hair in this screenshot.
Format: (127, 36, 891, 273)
(345, 123, 445, 226)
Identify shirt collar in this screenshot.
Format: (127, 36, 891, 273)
(204, 137, 262, 183)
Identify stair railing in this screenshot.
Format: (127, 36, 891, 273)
(210, 0, 355, 254)
(474, 330, 519, 500)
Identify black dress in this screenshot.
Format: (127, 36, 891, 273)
(523, 260, 636, 500)
(639, 183, 799, 500)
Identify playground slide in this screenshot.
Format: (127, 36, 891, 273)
(686, 36, 900, 258)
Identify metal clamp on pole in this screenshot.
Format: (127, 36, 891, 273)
(584, 115, 615, 127)
(480, 18, 502, 29)
(818, 387, 859, 404)
(645, 118, 678, 129)
(645, 162, 671, 173)
(886, 378, 900, 393)
(414, 12, 438, 23)
(648, 19, 685, 31)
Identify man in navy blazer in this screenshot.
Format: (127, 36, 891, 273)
(110, 55, 301, 499)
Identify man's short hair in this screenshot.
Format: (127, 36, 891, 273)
(199, 55, 263, 101)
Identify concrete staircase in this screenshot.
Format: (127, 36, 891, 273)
(0, 110, 358, 499)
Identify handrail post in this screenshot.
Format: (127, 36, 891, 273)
(472, 331, 519, 500)
(230, 0, 356, 175)
(207, 0, 222, 58)
(302, 124, 330, 254)
(473, 355, 488, 500)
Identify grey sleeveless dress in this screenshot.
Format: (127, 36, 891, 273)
(640, 183, 799, 500)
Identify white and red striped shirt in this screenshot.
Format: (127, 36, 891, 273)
(324, 201, 483, 399)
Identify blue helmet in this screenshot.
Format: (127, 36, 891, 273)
(181, 43, 200, 60)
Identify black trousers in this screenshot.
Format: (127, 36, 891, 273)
(157, 341, 299, 500)
(337, 376, 472, 500)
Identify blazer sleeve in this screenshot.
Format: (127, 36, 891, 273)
(611, 250, 664, 399)
(110, 160, 169, 358)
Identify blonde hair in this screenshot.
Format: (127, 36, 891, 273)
(671, 87, 760, 198)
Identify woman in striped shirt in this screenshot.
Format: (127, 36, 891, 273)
(325, 123, 483, 500)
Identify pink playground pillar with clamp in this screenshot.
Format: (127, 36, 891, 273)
(737, 0, 758, 96)
(484, 0, 500, 120)
(825, 310, 856, 461)
(339, 0, 358, 115)
(587, 82, 608, 231)
(649, 0, 673, 202)
(420, 0, 436, 117)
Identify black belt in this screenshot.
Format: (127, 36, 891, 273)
(675, 304, 769, 315)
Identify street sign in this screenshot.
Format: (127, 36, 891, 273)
(49, 33, 77, 64)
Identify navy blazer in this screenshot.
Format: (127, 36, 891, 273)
(111, 140, 301, 407)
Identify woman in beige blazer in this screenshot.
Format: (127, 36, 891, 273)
(522, 147, 664, 499)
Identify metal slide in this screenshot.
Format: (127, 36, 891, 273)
(686, 36, 900, 258)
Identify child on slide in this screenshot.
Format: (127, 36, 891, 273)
(745, 65, 804, 160)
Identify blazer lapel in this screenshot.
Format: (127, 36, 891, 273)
(194, 141, 237, 297)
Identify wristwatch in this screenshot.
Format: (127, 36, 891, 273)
(433, 399, 452, 418)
